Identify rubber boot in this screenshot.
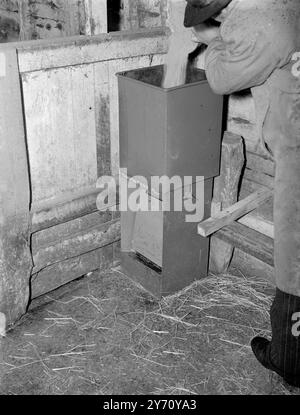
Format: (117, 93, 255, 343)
(251, 288, 300, 388)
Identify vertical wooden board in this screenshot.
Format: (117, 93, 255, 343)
(160, 0, 169, 26)
(17, 0, 31, 41)
(120, 0, 168, 30)
(22, 65, 97, 206)
(21, 0, 86, 39)
(23, 68, 73, 203)
(209, 133, 245, 274)
(93, 61, 111, 177)
(128, 0, 139, 30)
(227, 93, 260, 152)
(108, 55, 156, 176)
(137, 0, 164, 28)
(0, 49, 32, 326)
(85, 0, 108, 34)
(63, 0, 86, 37)
(25, 0, 66, 39)
(70, 65, 98, 187)
(120, 1, 131, 30)
(0, 0, 20, 42)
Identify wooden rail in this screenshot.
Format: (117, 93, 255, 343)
(198, 189, 273, 237)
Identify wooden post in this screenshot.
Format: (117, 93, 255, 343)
(0, 49, 32, 328)
(17, 0, 31, 41)
(209, 132, 244, 273)
(84, 0, 108, 35)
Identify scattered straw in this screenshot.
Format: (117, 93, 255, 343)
(0, 271, 290, 395)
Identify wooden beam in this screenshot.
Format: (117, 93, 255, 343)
(215, 222, 274, 267)
(9, 27, 169, 74)
(32, 216, 120, 274)
(17, 0, 31, 41)
(0, 49, 32, 327)
(198, 188, 273, 237)
(210, 132, 245, 273)
(31, 243, 116, 299)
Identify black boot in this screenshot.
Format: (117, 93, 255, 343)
(251, 288, 300, 388)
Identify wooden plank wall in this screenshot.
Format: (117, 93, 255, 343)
(0, 0, 108, 41)
(0, 0, 20, 42)
(227, 92, 275, 282)
(0, 0, 168, 42)
(12, 28, 169, 299)
(120, 0, 169, 30)
(0, 49, 32, 325)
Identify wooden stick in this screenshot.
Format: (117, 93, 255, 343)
(198, 189, 273, 237)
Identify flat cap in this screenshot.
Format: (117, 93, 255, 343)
(184, 0, 232, 27)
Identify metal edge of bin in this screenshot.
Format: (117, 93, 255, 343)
(116, 65, 208, 93)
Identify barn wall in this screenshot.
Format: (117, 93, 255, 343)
(0, 0, 19, 42)
(0, 0, 168, 42)
(0, 0, 108, 41)
(14, 28, 168, 299)
(120, 0, 168, 30)
(0, 0, 275, 320)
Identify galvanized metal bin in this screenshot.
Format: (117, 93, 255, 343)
(118, 65, 223, 182)
(118, 65, 224, 297)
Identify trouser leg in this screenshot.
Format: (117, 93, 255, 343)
(251, 87, 300, 386)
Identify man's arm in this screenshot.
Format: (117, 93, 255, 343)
(190, 16, 282, 95)
(204, 32, 281, 95)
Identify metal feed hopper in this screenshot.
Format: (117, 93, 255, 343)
(118, 64, 223, 297)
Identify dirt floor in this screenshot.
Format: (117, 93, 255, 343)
(0, 267, 299, 395)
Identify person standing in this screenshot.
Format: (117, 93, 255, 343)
(184, 0, 300, 387)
